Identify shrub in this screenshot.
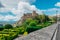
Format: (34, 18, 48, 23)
(26, 26, 42, 33)
(23, 31, 28, 36)
(4, 24, 13, 29)
(0, 26, 4, 31)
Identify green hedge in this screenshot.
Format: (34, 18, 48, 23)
(26, 22, 52, 33)
(0, 22, 52, 40)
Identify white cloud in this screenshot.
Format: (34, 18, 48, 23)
(20, 0, 36, 3)
(0, 8, 12, 12)
(4, 15, 18, 21)
(0, 15, 18, 21)
(12, 1, 42, 20)
(0, 0, 60, 21)
(0, 0, 36, 12)
(41, 8, 60, 16)
(0, 0, 36, 8)
(0, 15, 4, 20)
(0, 0, 42, 21)
(42, 8, 58, 11)
(55, 2, 60, 7)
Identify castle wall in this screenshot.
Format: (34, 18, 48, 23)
(14, 11, 38, 26)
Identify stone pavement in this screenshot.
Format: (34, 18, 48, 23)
(56, 24, 60, 40)
(14, 23, 57, 40)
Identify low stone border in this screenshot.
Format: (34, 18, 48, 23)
(14, 23, 57, 40)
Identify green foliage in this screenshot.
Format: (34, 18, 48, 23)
(0, 14, 55, 40)
(0, 26, 4, 31)
(39, 14, 46, 23)
(0, 27, 25, 40)
(4, 24, 13, 29)
(49, 16, 57, 23)
(26, 26, 41, 33)
(23, 31, 28, 36)
(29, 20, 37, 26)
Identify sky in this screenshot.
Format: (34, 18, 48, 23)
(0, 0, 60, 22)
(33, 0, 60, 9)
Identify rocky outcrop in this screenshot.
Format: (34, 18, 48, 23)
(13, 11, 38, 27)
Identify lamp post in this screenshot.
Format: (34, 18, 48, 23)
(56, 10, 58, 23)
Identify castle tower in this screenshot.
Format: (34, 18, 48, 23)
(32, 11, 37, 17)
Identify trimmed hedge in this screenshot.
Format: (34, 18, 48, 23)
(0, 22, 52, 40)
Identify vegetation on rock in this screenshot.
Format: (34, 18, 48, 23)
(0, 13, 56, 40)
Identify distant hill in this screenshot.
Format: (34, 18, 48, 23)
(0, 21, 16, 25)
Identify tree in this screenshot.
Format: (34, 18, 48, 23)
(39, 14, 46, 23)
(4, 24, 13, 29)
(48, 16, 57, 23)
(0, 26, 4, 31)
(51, 16, 57, 22)
(22, 18, 37, 26)
(45, 15, 50, 22)
(29, 20, 37, 26)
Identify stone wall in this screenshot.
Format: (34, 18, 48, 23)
(14, 23, 57, 40)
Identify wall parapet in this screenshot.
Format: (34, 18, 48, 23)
(14, 23, 57, 40)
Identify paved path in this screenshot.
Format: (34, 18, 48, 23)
(14, 23, 57, 40)
(56, 24, 60, 40)
(14, 22, 60, 40)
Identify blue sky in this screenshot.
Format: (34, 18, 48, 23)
(33, 0, 60, 9)
(0, 0, 60, 22)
